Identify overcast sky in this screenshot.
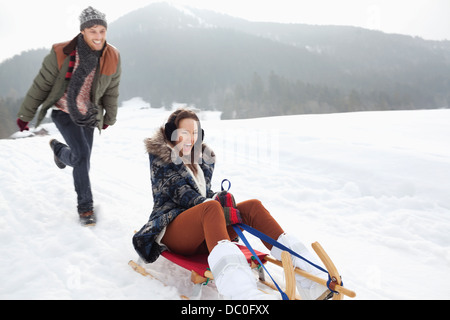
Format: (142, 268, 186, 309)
(1, 0, 449, 63)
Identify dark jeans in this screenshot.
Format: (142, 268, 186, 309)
(51, 110, 94, 213)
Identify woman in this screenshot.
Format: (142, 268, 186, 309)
(133, 109, 329, 300)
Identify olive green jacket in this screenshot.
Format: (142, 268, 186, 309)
(17, 34, 121, 130)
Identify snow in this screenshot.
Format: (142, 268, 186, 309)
(168, 2, 216, 29)
(1, 98, 449, 300)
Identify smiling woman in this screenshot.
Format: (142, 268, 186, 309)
(133, 108, 333, 300)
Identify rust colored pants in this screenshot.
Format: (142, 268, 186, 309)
(161, 199, 284, 255)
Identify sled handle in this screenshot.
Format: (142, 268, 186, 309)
(311, 242, 344, 300)
(264, 256, 356, 298)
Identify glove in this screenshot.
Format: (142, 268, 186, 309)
(102, 124, 109, 130)
(17, 119, 30, 132)
(214, 190, 243, 225)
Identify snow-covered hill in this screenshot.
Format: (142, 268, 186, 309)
(1, 98, 449, 299)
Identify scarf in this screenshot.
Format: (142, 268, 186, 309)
(66, 34, 101, 128)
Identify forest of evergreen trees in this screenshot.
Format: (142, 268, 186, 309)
(218, 71, 445, 119)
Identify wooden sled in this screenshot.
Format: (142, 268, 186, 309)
(129, 242, 356, 300)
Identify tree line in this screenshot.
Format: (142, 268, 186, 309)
(218, 71, 447, 120)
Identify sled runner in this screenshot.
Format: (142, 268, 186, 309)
(129, 224, 356, 300)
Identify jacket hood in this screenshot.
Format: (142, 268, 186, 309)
(144, 127, 215, 165)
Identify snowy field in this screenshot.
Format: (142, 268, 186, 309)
(1, 98, 449, 300)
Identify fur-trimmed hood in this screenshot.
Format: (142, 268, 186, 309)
(144, 127, 215, 165)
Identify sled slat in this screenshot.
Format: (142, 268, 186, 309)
(281, 251, 296, 300)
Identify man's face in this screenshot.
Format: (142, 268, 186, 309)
(81, 25, 107, 51)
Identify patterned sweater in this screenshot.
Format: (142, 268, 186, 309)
(55, 49, 96, 115)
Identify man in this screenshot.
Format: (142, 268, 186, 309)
(16, 7, 121, 226)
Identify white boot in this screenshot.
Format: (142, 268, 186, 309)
(271, 234, 330, 300)
(208, 240, 276, 300)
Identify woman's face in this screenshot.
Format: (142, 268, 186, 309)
(176, 118, 199, 156)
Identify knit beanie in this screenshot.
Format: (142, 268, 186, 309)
(79, 6, 107, 31)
